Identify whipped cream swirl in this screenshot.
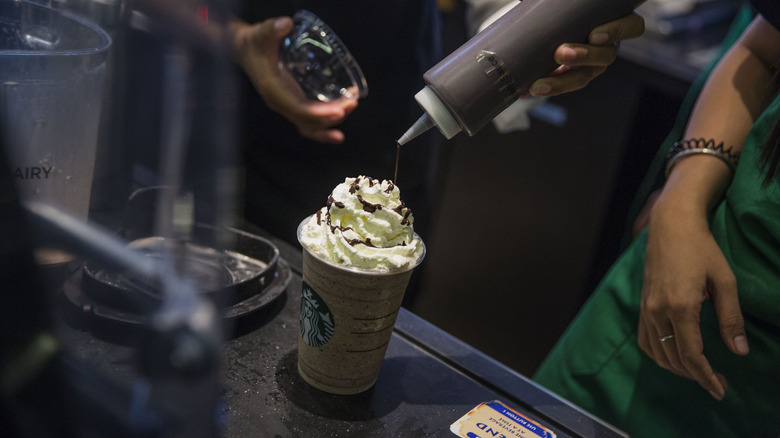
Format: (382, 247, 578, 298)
(299, 176, 424, 271)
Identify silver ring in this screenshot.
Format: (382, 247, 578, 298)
(659, 334, 675, 342)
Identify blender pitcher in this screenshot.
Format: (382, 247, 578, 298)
(0, 0, 111, 265)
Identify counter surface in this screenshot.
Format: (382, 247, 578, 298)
(56, 225, 626, 438)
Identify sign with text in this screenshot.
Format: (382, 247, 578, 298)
(450, 400, 556, 438)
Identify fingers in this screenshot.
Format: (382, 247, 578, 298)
(638, 294, 691, 379)
(259, 16, 292, 48)
(527, 42, 617, 97)
(672, 315, 727, 400)
(638, 318, 677, 373)
(553, 43, 620, 67)
(246, 17, 291, 74)
(710, 269, 750, 356)
(233, 17, 291, 68)
(259, 78, 357, 144)
(528, 12, 644, 97)
(639, 304, 727, 400)
(681, 264, 744, 399)
(589, 11, 645, 45)
(529, 65, 606, 96)
(638, 270, 745, 401)
(295, 99, 358, 144)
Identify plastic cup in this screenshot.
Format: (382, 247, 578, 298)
(296, 218, 424, 394)
(279, 10, 368, 102)
(0, 0, 110, 265)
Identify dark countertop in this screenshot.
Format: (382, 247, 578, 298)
(54, 223, 627, 438)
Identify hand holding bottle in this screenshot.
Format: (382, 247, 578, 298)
(529, 11, 645, 97)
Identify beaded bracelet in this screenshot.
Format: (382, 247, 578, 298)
(665, 138, 741, 178)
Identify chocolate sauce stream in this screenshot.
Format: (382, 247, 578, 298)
(394, 142, 400, 184)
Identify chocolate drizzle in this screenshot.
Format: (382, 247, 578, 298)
(326, 212, 352, 233)
(327, 195, 345, 209)
(346, 237, 376, 248)
(393, 202, 412, 225)
(349, 176, 376, 194)
(327, 218, 353, 235)
(324, 193, 353, 234)
(357, 195, 382, 213)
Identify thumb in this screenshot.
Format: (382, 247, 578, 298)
(254, 17, 292, 48)
(271, 17, 293, 39)
(589, 12, 644, 44)
(710, 269, 749, 356)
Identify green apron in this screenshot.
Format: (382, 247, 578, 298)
(533, 8, 780, 437)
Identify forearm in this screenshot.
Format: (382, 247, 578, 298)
(228, 17, 249, 60)
(658, 16, 780, 216)
(684, 27, 774, 157)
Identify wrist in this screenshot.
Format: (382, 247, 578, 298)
(654, 155, 732, 221)
(227, 19, 246, 61)
(647, 189, 714, 241)
(665, 138, 740, 178)
(651, 190, 707, 223)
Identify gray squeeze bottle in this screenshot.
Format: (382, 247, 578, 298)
(397, 0, 642, 145)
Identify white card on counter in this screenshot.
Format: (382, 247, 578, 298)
(450, 400, 556, 438)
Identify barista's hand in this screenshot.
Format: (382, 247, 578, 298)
(529, 12, 645, 97)
(637, 179, 748, 401)
(230, 17, 357, 144)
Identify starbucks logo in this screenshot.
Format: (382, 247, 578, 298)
(300, 281, 335, 347)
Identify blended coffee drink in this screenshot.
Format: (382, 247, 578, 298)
(297, 176, 425, 394)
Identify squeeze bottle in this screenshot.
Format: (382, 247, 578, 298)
(397, 0, 642, 145)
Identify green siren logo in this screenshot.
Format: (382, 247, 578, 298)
(300, 281, 335, 347)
